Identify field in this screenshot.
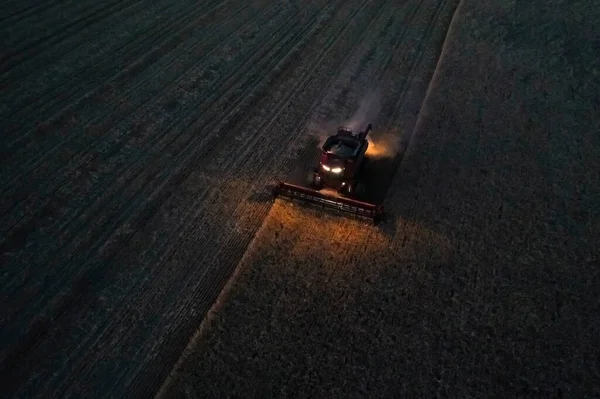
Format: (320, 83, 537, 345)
(1, 0, 459, 397)
(159, 0, 600, 398)
(1, 0, 597, 397)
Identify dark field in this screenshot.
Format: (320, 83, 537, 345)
(1, 0, 459, 396)
(1, 0, 598, 397)
(160, 0, 600, 397)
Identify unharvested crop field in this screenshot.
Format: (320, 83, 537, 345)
(1, 0, 462, 397)
(161, 0, 600, 397)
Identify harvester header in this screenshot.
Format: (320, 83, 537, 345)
(273, 182, 384, 223)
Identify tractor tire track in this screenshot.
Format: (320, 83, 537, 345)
(0, 0, 245, 171)
(0, 0, 232, 143)
(0, 2, 275, 228)
(0, 0, 76, 25)
(1, 0, 151, 73)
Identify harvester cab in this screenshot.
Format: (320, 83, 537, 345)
(273, 123, 384, 224)
(313, 123, 372, 195)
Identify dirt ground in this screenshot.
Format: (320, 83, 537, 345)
(160, 0, 600, 397)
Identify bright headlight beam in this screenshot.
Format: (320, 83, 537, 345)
(322, 164, 343, 173)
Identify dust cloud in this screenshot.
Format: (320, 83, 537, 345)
(347, 87, 403, 159)
(309, 87, 403, 160)
(345, 88, 382, 132)
(308, 119, 341, 149)
(365, 127, 403, 159)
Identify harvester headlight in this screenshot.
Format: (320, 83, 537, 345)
(331, 167, 343, 174)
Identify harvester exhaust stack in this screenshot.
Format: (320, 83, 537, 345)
(273, 182, 384, 224)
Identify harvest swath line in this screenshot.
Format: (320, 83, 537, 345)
(0, 0, 75, 24)
(1, 0, 234, 141)
(37, 0, 312, 256)
(374, 0, 427, 83)
(0, 0, 290, 354)
(375, 0, 455, 201)
(312, 0, 413, 119)
(1, 0, 268, 181)
(0, 0, 246, 159)
(2, 0, 214, 82)
(1, 0, 148, 72)
(0, 1, 279, 225)
(2, 0, 152, 63)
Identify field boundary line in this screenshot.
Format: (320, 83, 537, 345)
(396, 0, 465, 162)
(153, 202, 277, 399)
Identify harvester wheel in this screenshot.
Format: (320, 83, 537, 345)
(312, 172, 323, 189)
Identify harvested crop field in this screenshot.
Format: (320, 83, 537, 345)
(1, 0, 462, 397)
(160, 0, 600, 398)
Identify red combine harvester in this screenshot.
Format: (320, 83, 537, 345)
(273, 123, 384, 224)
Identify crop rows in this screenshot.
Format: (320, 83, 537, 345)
(1, 0, 453, 397)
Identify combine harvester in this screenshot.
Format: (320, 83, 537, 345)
(273, 123, 385, 224)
